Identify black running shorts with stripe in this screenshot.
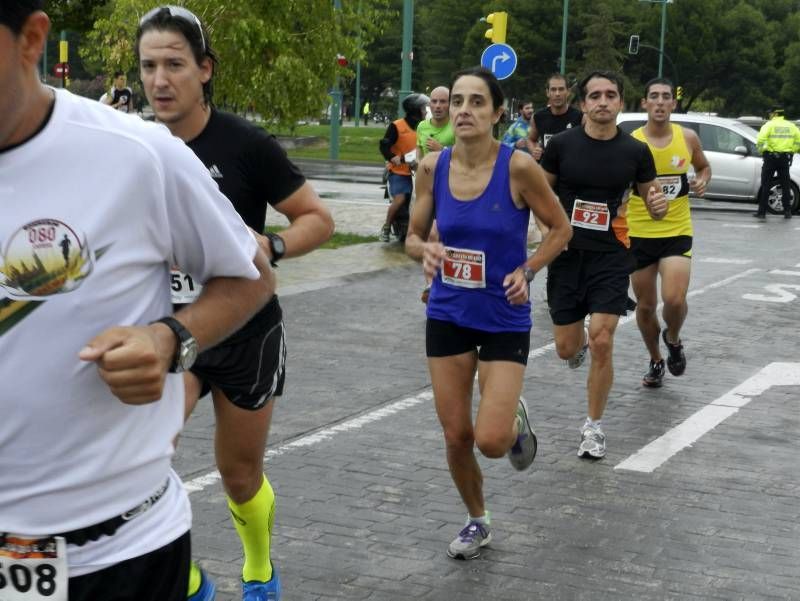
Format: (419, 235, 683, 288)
(191, 296, 286, 410)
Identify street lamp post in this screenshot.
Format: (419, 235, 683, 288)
(640, 0, 673, 78)
(560, 0, 569, 75)
(330, 0, 343, 159)
(398, 0, 414, 116)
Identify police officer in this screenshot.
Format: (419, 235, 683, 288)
(754, 107, 800, 219)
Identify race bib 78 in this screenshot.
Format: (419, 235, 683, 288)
(441, 247, 486, 289)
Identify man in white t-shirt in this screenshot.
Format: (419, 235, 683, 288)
(0, 3, 274, 600)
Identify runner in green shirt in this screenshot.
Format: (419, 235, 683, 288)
(416, 86, 455, 160)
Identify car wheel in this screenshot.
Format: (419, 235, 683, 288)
(766, 180, 800, 214)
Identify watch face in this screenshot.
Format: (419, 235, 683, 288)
(179, 339, 199, 371)
(271, 235, 286, 255)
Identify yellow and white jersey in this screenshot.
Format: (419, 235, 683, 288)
(628, 123, 693, 238)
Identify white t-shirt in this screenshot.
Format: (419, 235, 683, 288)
(0, 88, 259, 576)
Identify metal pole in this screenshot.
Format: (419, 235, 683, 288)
(560, 0, 569, 75)
(354, 0, 362, 128)
(658, 0, 666, 78)
(398, 0, 414, 116)
(330, 0, 342, 160)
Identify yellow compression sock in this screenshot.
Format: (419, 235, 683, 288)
(187, 560, 202, 597)
(227, 475, 276, 583)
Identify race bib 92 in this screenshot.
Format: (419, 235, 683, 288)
(0, 535, 68, 600)
(571, 199, 610, 231)
(441, 247, 486, 289)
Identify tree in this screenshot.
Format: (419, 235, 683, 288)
(80, 0, 391, 126)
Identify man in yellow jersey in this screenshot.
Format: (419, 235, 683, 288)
(628, 78, 711, 387)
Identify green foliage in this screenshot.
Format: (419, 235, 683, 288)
(266, 225, 378, 248)
(277, 124, 387, 163)
(79, 0, 391, 126)
(355, 0, 800, 119)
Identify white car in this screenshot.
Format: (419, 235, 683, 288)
(617, 113, 799, 214)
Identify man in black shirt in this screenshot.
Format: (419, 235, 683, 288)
(102, 70, 133, 112)
(529, 73, 583, 162)
(137, 7, 334, 601)
(541, 70, 667, 460)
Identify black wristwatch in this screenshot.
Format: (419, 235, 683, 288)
(522, 267, 536, 283)
(265, 232, 286, 266)
(151, 316, 198, 373)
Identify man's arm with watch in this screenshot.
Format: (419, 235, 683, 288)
(79, 246, 275, 406)
(253, 181, 335, 265)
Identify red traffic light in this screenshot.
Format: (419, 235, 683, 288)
(336, 54, 348, 67)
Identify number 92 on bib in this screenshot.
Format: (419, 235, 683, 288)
(0, 535, 67, 600)
(571, 199, 610, 231)
(441, 247, 486, 289)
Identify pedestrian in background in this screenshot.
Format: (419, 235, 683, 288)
(754, 107, 800, 219)
(378, 92, 429, 242)
(101, 70, 133, 112)
(528, 73, 583, 162)
(501, 100, 533, 153)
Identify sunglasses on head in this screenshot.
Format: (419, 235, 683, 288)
(140, 5, 206, 52)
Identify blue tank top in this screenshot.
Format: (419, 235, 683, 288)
(426, 145, 531, 332)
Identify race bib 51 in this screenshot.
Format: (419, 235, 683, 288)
(441, 247, 486, 289)
(571, 199, 610, 231)
(170, 269, 203, 304)
(0, 535, 68, 600)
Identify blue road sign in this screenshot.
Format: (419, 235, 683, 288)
(480, 43, 517, 80)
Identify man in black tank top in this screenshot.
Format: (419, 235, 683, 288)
(528, 73, 583, 162)
(137, 8, 334, 601)
(541, 70, 666, 461)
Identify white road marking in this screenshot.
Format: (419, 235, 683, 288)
(615, 362, 800, 473)
(769, 269, 800, 277)
(699, 258, 753, 264)
(185, 268, 762, 493)
(184, 392, 433, 493)
(722, 224, 762, 228)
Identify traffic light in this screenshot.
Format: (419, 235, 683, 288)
(628, 35, 639, 55)
(484, 12, 508, 44)
(676, 86, 683, 100)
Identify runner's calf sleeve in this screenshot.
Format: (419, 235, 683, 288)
(187, 561, 202, 596)
(227, 475, 276, 582)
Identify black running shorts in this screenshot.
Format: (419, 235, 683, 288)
(191, 298, 286, 410)
(547, 248, 634, 325)
(426, 318, 530, 365)
(630, 235, 692, 270)
(69, 531, 190, 601)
